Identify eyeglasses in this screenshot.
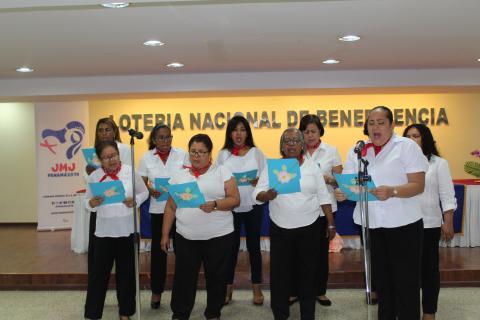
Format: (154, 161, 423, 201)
(154, 135, 173, 142)
(101, 154, 120, 162)
(189, 150, 209, 157)
(283, 139, 302, 146)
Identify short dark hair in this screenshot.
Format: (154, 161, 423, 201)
(148, 123, 171, 150)
(222, 115, 256, 151)
(403, 123, 439, 160)
(188, 134, 213, 153)
(299, 114, 325, 137)
(363, 106, 394, 135)
(94, 117, 121, 146)
(95, 140, 119, 159)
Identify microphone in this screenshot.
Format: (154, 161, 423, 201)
(128, 128, 144, 139)
(354, 140, 365, 153)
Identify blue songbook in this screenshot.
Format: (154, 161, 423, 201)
(233, 169, 258, 186)
(154, 177, 170, 202)
(89, 180, 126, 205)
(267, 159, 301, 194)
(82, 148, 100, 168)
(334, 173, 378, 201)
(167, 181, 206, 208)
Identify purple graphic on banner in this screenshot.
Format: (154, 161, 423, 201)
(40, 121, 85, 159)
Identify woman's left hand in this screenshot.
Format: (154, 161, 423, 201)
(371, 186, 394, 201)
(123, 197, 135, 208)
(326, 225, 336, 240)
(199, 201, 216, 213)
(441, 221, 454, 242)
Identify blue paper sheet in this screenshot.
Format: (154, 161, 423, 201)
(82, 147, 100, 168)
(334, 173, 378, 201)
(233, 169, 258, 186)
(267, 159, 301, 194)
(154, 177, 170, 202)
(89, 180, 126, 205)
(167, 181, 206, 208)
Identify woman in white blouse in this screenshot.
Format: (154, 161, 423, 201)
(160, 134, 240, 320)
(85, 118, 132, 294)
(404, 123, 456, 320)
(335, 106, 429, 320)
(84, 140, 149, 320)
(254, 128, 334, 320)
(298, 114, 342, 307)
(138, 124, 188, 309)
(217, 115, 266, 306)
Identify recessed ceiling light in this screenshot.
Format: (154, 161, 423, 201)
(143, 40, 165, 47)
(477, 58, 480, 62)
(16, 67, 34, 73)
(338, 35, 361, 42)
(101, 2, 130, 9)
(166, 62, 184, 68)
(323, 59, 340, 64)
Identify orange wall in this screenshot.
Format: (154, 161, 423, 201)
(89, 88, 480, 179)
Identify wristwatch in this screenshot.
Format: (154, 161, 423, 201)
(213, 200, 218, 210)
(392, 188, 398, 197)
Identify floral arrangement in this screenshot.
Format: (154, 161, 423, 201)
(464, 150, 480, 178)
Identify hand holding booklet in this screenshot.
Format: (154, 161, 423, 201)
(334, 173, 378, 201)
(89, 180, 126, 205)
(154, 178, 170, 202)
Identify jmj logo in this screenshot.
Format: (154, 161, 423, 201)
(40, 121, 85, 159)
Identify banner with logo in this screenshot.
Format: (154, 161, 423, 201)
(35, 102, 89, 230)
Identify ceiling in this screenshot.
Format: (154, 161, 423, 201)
(0, 0, 479, 80)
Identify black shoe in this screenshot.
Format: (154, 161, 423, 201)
(151, 300, 160, 309)
(316, 296, 332, 306)
(288, 297, 299, 306)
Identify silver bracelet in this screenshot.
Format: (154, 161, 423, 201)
(328, 225, 336, 229)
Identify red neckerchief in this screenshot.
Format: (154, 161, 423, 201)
(99, 163, 122, 182)
(307, 140, 321, 152)
(183, 161, 211, 178)
(361, 137, 392, 157)
(297, 154, 305, 166)
(155, 148, 170, 164)
(231, 144, 246, 156)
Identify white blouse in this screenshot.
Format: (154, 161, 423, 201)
(418, 155, 457, 228)
(306, 142, 342, 212)
(343, 134, 429, 229)
(169, 164, 234, 240)
(253, 157, 332, 229)
(138, 147, 188, 214)
(84, 164, 149, 238)
(216, 147, 266, 212)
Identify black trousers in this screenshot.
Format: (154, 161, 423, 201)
(171, 232, 233, 320)
(421, 227, 441, 314)
(150, 213, 167, 295)
(84, 234, 136, 319)
(370, 219, 423, 320)
(270, 218, 321, 320)
(87, 212, 97, 283)
(317, 216, 330, 296)
(226, 205, 263, 284)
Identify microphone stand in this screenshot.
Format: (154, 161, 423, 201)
(357, 151, 374, 308)
(130, 133, 142, 320)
